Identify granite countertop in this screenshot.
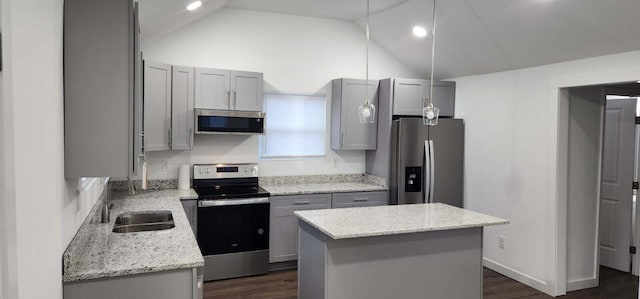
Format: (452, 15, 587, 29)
(260, 173, 388, 196)
(261, 182, 387, 196)
(294, 203, 509, 240)
(63, 189, 204, 283)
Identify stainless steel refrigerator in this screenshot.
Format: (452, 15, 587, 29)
(389, 118, 464, 206)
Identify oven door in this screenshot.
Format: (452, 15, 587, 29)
(197, 197, 269, 255)
(195, 109, 265, 135)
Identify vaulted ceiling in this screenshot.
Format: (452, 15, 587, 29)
(138, 0, 640, 79)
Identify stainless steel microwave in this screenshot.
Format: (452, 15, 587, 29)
(195, 109, 266, 135)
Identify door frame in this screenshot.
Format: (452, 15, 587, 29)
(555, 81, 640, 296)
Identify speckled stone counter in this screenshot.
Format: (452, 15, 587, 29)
(260, 174, 387, 196)
(63, 189, 204, 283)
(294, 203, 508, 239)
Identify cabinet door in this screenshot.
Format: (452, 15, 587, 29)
(230, 71, 263, 112)
(338, 79, 378, 150)
(181, 199, 198, 236)
(429, 81, 455, 117)
(144, 61, 172, 152)
(171, 66, 195, 150)
(269, 194, 331, 263)
(195, 67, 229, 109)
(332, 191, 388, 209)
(393, 78, 425, 116)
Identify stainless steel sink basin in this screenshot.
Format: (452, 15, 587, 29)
(112, 222, 175, 233)
(112, 211, 175, 233)
(114, 210, 173, 225)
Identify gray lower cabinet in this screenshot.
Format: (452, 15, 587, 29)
(330, 78, 379, 150)
(392, 78, 455, 117)
(269, 191, 388, 263)
(64, 0, 143, 177)
(144, 63, 195, 151)
(181, 199, 198, 236)
(269, 194, 331, 263)
(64, 268, 203, 299)
(195, 68, 263, 112)
(331, 191, 388, 209)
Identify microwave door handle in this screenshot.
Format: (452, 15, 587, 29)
(429, 140, 435, 203)
(424, 140, 430, 204)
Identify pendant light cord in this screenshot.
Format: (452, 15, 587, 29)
(428, 0, 436, 107)
(365, 0, 370, 106)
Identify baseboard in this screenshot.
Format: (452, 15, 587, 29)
(566, 277, 598, 292)
(483, 257, 554, 296)
(269, 260, 297, 272)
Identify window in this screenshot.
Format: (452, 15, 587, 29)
(260, 92, 326, 159)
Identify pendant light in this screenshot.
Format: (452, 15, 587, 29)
(358, 0, 376, 124)
(423, 0, 439, 126)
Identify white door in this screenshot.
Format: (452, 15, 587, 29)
(600, 98, 637, 272)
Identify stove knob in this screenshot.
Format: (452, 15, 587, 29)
(199, 169, 203, 174)
(205, 169, 209, 174)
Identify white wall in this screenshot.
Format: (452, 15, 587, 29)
(141, 8, 419, 179)
(565, 86, 604, 291)
(453, 50, 640, 296)
(0, 0, 106, 298)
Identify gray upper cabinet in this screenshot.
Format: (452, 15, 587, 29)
(144, 62, 172, 152)
(230, 71, 263, 111)
(144, 63, 195, 151)
(392, 78, 455, 117)
(195, 67, 229, 110)
(330, 78, 378, 151)
(171, 66, 195, 150)
(195, 68, 263, 111)
(64, 0, 142, 178)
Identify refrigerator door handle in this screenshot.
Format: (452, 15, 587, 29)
(424, 140, 430, 203)
(429, 140, 435, 203)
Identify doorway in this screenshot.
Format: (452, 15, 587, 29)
(563, 82, 640, 293)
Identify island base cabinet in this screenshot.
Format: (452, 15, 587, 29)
(298, 222, 483, 299)
(64, 268, 203, 299)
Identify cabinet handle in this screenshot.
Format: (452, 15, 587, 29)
(353, 198, 369, 202)
(168, 129, 171, 147)
(294, 201, 311, 205)
(341, 132, 344, 147)
(189, 128, 193, 149)
(233, 90, 237, 109)
(227, 91, 231, 108)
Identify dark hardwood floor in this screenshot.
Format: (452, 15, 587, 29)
(204, 266, 638, 299)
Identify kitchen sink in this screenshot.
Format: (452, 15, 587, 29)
(114, 210, 173, 225)
(112, 211, 175, 233)
(112, 222, 176, 233)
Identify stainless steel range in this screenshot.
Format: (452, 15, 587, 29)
(192, 163, 270, 281)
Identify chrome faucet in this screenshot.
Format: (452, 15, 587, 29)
(100, 177, 112, 223)
(127, 177, 136, 195)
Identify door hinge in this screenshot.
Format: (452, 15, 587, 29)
(636, 116, 640, 125)
(633, 181, 639, 190)
(631, 246, 637, 254)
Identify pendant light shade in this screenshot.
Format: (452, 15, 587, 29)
(423, 0, 439, 126)
(358, 0, 376, 124)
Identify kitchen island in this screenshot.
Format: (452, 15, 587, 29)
(294, 203, 508, 299)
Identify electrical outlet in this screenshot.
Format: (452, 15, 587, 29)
(161, 160, 169, 172)
(499, 235, 506, 250)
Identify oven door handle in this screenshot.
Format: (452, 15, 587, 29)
(198, 197, 270, 207)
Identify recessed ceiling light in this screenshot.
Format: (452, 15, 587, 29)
(412, 26, 427, 38)
(186, 1, 202, 11)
